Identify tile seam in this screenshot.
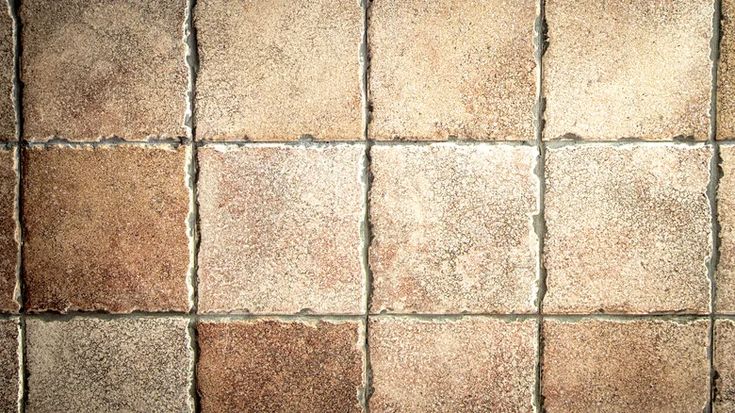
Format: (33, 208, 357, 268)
(360, 1, 372, 412)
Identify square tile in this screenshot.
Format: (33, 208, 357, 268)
(0, 319, 18, 413)
(544, 144, 711, 313)
(0, 148, 16, 312)
(21, 0, 187, 141)
(542, 318, 709, 413)
(544, 0, 713, 140)
(26, 317, 193, 413)
(197, 145, 364, 313)
(369, 144, 538, 313)
(197, 319, 363, 412)
(22, 145, 190, 313)
(195, 0, 362, 140)
(0, 3, 14, 140)
(719, 0, 735, 139)
(369, 317, 536, 412)
(715, 319, 735, 412)
(368, 0, 536, 141)
(717, 145, 735, 312)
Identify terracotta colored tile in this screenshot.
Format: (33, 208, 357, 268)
(197, 319, 363, 413)
(0, 148, 16, 312)
(368, 0, 536, 141)
(0, 3, 13, 141)
(195, 0, 361, 141)
(542, 318, 709, 413)
(197, 145, 364, 313)
(26, 317, 193, 413)
(544, 0, 713, 140)
(0, 319, 18, 413)
(544, 144, 711, 313)
(369, 317, 535, 412)
(21, 0, 187, 141)
(22, 146, 190, 313)
(369, 144, 538, 313)
(718, 145, 735, 312)
(716, 319, 735, 412)
(720, 0, 735, 139)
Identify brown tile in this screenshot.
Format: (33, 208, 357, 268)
(544, 0, 713, 141)
(542, 318, 709, 413)
(0, 319, 18, 413)
(718, 145, 735, 312)
(369, 144, 538, 313)
(195, 0, 362, 141)
(716, 319, 735, 412)
(22, 146, 190, 313)
(0, 148, 16, 312)
(197, 145, 364, 314)
(26, 317, 192, 413)
(369, 317, 536, 412)
(720, 0, 735, 139)
(0, 3, 14, 141)
(544, 144, 711, 313)
(21, 0, 187, 141)
(197, 319, 363, 413)
(368, 0, 536, 141)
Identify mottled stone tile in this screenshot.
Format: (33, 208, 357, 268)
(22, 146, 190, 312)
(716, 319, 735, 412)
(544, 144, 711, 313)
(720, 0, 735, 139)
(368, 0, 536, 141)
(26, 317, 193, 413)
(21, 0, 187, 141)
(542, 318, 709, 413)
(0, 2, 14, 141)
(718, 145, 735, 312)
(370, 144, 538, 313)
(544, 0, 713, 140)
(197, 145, 364, 313)
(0, 319, 18, 413)
(197, 319, 363, 413)
(195, 0, 361, 140)
(0, 148, 16, 312)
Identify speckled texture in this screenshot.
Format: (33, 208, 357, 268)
(195, 0, 361, 141)
(369, 144, 538, 313)
(26, 317, 193, 413)
(22, 146, 190, 313)
(197, 145, 364, 313)
(368, 0, 536, 141)
(542, 319, 709, 413)
(0, 319, 18, 413)
(0, 149, 16, 312)
(544, 144, 711, 313)
(544, 0, 713, 140)
(720, 0, 735, 139)
(21, 0, 187, 141)
(0, 2, 13, 141)
(197, 319, 363, 413)
(717, 145, 735, 312)
(715, 319, 735, 412)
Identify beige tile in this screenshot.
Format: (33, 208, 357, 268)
(197, 145, 364, 313)
(0, 319, 18, 413)
(0, 148, 15, 312)
(368, 0, 536, 141)
(195, 0, 362, 141)
(21, 0, 187, 141)
(544, 0, 713, 140)
(720, 0, 735, 139)
(716, 319, 735, 412)
(26, 317, 193, 413)
(542, 318, 709, 413)
(369, 317, 536, 412)
(718, 145, 735, 312)
(370, 144, 538, 313)
(544, 144, 711, 313)
(0, 2, 13, 140)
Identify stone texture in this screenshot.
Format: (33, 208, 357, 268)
(369, 317, 536, 412)
(0, 319, 18, 413)
(195, 0, 362, 141)
(370, 144, 538, 313)
(197, 145, 364, 313)
(26, 317, 192, 413)
(21, 0, 187, 141)
(720, 0, 735, 139)
(368, 0, 536, 141)
(22, 146, 190, 313)
(717, 145, 735, 312)
(0, 2, 14, 141)
(197, 319, 363, 413)
(716, 319, 735, 412)
(0, 148, 16, 312)
(544, 0, 713, 140)
(542, 318, 709, 413)
(544, 144, 711, 313)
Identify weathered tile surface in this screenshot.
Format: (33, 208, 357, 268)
(368, 0, 536, 141)
(21, 0, 187, 141)
(716, 319, 735, 412)
(0, 319, 18, 413)
(0, 148, 15, 312)
(197, 145, 364, 313)
(720, 0, 735, 139)
(544, 144, 711, 313)
(26, 317, 192, 413)
(195, 0, 362, 140)
(0, 3, 13, 140)
(197, 319, 363, 413)
(544, 0, 713, 140)
(370, 144, 538, 313)
(22, 146, 190, 313)
(542, 319, 709, 413)
(718, 145, 735, 312)
(369, 317, 536, 412)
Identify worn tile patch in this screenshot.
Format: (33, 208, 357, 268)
(720, 0, 735, 139)
(0, 148, 16, 312)
(22, 146, 190, 313)
(718, 145, 735, 312)
(716, 319, 735, 412)
(368, 0, 536, 141)
(0, 3, 13, 140)
(542, 318, 709, 413)
(369, 317, 536, 412)
(0, 319, 18, 413)
(197, 319, 363, 413)
(544, 144, 711, 313)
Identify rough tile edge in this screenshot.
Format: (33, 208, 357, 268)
(185, 317, 196, 413)
(543, 315, 711, 325)
(184, 145, 197, 313)
(10, 145, 19, 313)
(183, 0, 196, 141)
(545, 140, 712, 150)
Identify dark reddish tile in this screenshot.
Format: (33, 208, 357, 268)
(0, 319, 18, 413)
(0, 2, 14, 140)
(0, 148, 16, 312)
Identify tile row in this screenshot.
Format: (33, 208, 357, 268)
(3, 0, 735, 141)
(0, 316, 732, 412)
